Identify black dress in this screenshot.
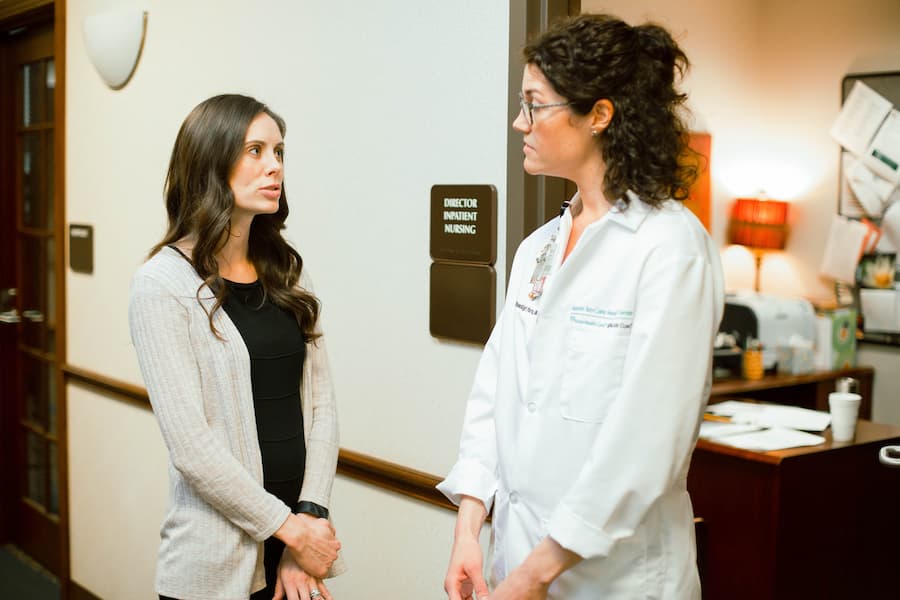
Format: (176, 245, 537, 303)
(223, 279, 308, 511)
(222, 279, 310, 599)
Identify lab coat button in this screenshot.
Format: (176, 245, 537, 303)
(509, 491, 519, 504)
(527, 402, 537, 413)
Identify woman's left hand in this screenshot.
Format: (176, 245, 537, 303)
(487, 566, 548, 600)
(273, 549, 334, 600)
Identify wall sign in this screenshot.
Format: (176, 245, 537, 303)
(429, 262, 496, 345)
(430, 184, 497, 265)
(429, 184, 497, 344)
(69, 224, 94, 274)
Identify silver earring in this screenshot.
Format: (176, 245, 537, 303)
(591, 130, 599, 137)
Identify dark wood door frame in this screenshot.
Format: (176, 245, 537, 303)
(0, 12, 18, 553)
(506, 0, 580, 278)
(0, 0, 68, 596)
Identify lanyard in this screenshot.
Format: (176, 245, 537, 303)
(528, 200, 571, 300)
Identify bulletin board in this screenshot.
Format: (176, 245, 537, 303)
(838, 71, 900, 345)
(838, 71, 900, 217)
(841, 72, 900, 115)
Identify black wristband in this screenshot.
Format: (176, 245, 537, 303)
(295, 500, 329, 519)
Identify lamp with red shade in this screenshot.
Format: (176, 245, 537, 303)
(727, 198, 790, 291)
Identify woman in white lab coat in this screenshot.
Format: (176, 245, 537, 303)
(439, 14, 725, 600)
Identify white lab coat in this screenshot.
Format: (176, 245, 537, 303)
(438, 192, 724, 599)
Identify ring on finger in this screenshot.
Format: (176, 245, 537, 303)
(310, 589, 322, 599)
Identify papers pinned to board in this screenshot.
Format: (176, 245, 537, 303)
(844, 151, 897, 218)
(831, 81, 900, 222)
(831, 80, 893, 158)
(819, 215, 881, 283)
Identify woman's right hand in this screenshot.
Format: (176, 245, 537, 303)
(274, 512, 341, 578)
(444, 496, 490, 600)
(444, 532, 489, 600)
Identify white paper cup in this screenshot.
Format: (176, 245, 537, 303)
(829, 392, 861, 442)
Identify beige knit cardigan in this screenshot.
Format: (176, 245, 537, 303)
(129, 247, 344, 600)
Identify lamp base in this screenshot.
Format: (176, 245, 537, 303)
(753, 249, 765, 292)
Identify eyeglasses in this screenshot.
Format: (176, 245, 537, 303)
(518, 92, 573, 125)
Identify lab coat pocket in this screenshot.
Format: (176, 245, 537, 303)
(559, 324, 629, 423)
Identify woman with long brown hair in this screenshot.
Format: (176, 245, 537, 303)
(130, 94, 343, 600)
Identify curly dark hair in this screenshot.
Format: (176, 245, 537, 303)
(151, 94, 320, 341)
(524, 14, 699, 207)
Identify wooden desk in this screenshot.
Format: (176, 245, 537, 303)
(711, 366, 874, 419)
(688, 420, 900, 600)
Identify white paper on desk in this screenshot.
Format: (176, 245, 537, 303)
(699, 421, 764, 440)
(714, 427, 826, 452)
(830, 81, 892, 156)
(819, 215, 869, 283)
(864, 109, 900, 185)
(707, 400, 763, 417)
(706, 401, 832, 431)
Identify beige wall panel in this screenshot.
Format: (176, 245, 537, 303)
(67, 385, 168, 600)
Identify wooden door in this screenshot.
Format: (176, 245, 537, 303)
(0, 21, 61, 576)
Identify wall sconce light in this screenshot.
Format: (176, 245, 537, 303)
(82, 7, 148, 90)
(728, 197, 790, 291)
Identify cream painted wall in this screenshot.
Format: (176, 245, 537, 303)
(583, 0, 765, 292)
(754, 0, 900, 299)
(67, 0, 509, 474)
(584, 0, 900, 300)
(66, 0, 507, 598)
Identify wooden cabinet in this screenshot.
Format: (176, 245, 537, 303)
(689, 420, 900, 599)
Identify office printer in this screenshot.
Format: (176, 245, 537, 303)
(716, 291, 817, 371)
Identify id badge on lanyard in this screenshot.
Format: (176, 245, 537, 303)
(528, 200, 570, 300)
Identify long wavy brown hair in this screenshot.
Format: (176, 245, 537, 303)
(150, 94, 320, 340)
(524, 14, 699, 207)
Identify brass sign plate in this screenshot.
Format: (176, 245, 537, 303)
(430, 184, 497, 265)
(430, 262, 496, 345)
(69, 224, 94, 274)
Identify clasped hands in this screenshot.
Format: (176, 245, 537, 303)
(272, 512, 340, 600)
(275, 512, 341, 578)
